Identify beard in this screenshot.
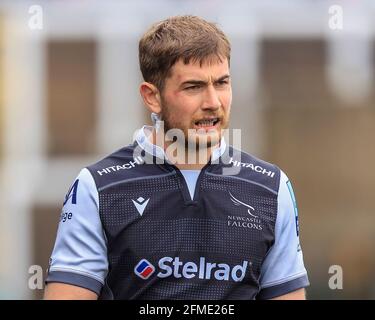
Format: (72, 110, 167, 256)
(160, 102, 228, 152)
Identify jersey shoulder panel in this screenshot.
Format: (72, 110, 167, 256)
(86, 143, 166, 191)
(46, 168, 108, 294)
(257, 169, 309, 298)
(217, 146, 281, 194)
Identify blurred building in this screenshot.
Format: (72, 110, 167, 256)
(0, 0, 374, 299)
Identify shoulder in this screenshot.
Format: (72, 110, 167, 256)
(85, 143, 169, 192)
(85, 143, 145, 190)
(218, 146, 281, 194)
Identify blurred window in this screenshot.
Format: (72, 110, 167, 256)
(47, 40, 97, 156)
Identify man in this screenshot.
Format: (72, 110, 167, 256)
(44, 15, 309, 300)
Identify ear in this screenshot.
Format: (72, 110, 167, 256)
(139, 82, 162, 114)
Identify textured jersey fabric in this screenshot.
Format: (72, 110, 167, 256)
(46, 126, 309, 299)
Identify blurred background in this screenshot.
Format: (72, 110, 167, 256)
(0, 0, 374, 299)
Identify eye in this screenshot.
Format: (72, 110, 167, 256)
(216, 80, 229, 86)
(184, 85, 201, 91)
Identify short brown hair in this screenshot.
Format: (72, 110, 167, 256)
(139, 15, 231, 91)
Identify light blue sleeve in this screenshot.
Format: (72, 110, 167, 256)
(46, 168, 108, 295)
(257, 170, 309, 299)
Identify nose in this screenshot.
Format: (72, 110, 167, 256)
(201, 85, 221, 111)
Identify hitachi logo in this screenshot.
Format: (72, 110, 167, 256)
(156, 257, 249, 282)
(97, 156, 144, 176)
(229, 158, 275, 178)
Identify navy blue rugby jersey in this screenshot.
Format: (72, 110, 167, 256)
(46, 126, 309, 299)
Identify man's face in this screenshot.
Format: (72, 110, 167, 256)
(160, 57, 232, 149)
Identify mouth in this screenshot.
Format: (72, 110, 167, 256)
(193, 117, 220, 130)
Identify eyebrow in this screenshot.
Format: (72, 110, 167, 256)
(180, 74, 230, 87)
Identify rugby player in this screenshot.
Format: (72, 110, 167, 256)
(44, 15, 309, 300)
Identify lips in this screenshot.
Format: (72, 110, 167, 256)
(194, 117, 220, 128)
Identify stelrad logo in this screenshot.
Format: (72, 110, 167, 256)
(134, 259, 155, 279)
(134, 257, 250, 282)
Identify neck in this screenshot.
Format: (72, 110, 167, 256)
(150, 128, 218, 170)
